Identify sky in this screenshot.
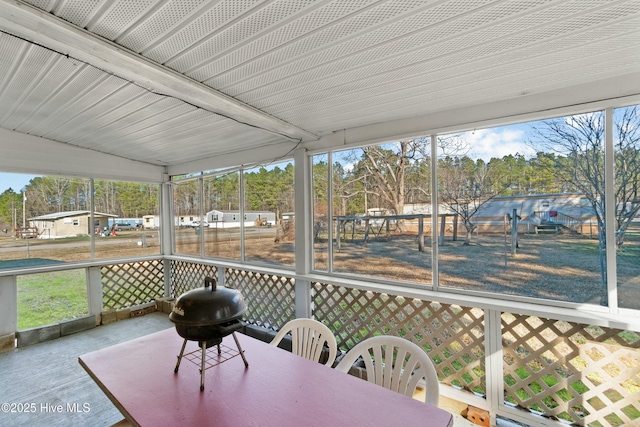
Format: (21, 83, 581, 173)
(463, 123, 537, 161)
(0, 173, 34, 194)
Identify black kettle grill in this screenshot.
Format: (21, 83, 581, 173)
(169, 276, 249, 390)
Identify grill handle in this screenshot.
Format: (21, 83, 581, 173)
(204, 276, 217, 291)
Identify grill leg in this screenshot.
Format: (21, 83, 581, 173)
(200, 340, 207, 391)
(174, 338, 188, 373)
(231, 332, 249, 368)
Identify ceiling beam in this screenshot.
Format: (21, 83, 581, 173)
(167, 139, 300, 176)
(0, 0, 318, 143)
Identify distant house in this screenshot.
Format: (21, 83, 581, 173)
(206, 210, 275, 228)
(144, 214, 195, 228)
(28, 211, 117, 239)
(141, 215, 160, 229)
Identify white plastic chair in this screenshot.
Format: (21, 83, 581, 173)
(335, 335, 440, 405)
(270, 318, 338, 366)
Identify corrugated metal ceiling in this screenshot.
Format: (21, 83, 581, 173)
(0, 0, 639, 170)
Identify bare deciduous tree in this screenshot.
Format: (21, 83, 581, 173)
(436, 134, 505, 245)
(352, 139, 430, 232)
(529, 106, 640, 247)
(438, 154, 498, 244)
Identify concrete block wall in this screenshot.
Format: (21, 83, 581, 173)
(16, 315, 95, 347)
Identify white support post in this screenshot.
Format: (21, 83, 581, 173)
(604, 107, 618, 313)
(295, 279, 312, 319)
(430, 135, 439, 289)
(163, 260, 172, 297)
(327, 151, 334, 273)
(160, 177, 173, 256)
(294, 147, 312, 318)
(294, 147, 311, 275)
(238, 172, 245, 261)
(484, 309, 503, 426)
(0, 275, 17, 336)
(160, 178, 173, 297)
(217, 267, 226, 288)
(511, 208, 518, 256)
(90, 178, 95, 259)
(198, 176, 205, 257)
(86, 266, 103, 325)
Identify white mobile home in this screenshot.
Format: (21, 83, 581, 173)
(141, 211, 276, 229)
(206, 210, 275, 228)
(141, 215, 160, 229)
(143, 215, 194, 228)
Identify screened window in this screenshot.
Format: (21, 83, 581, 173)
(243, 162, 294, 267)
(310, 105, 640, 307)
(0, 173, 160, 267)
(173, 161, 295, 268)
(173, 178, 201, 256)
(437, 115, 605, 304)
(203, 171, 240, 260)
(614, 104, 640, 310)
(312, 140, 433, 284)
(93, 179, 160, 259)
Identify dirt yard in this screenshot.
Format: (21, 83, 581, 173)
(309, 232, 610, 304)
(3, 227, 638, 307)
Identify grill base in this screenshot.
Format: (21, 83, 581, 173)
(179, 341, 241, 370)
(173, 331, 249, 391)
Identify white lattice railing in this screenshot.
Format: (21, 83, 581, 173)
(225, 267, 295, 329)
(169, 260, 296, 330)
(309, 281, 640, 426)
(101, 260, 164, 310)
(502, 313, 640, 426)
(8, 258, 634, 426)
(170, 259, 217, 296)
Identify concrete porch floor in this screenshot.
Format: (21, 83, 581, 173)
(0, 312, 476, 427)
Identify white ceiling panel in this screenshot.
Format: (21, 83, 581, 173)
(0, 0, 639, 175)
(274, 34, 640, 130)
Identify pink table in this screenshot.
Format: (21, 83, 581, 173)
(79, 328, 453, 427)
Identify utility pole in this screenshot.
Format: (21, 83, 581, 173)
(22, 189, 26, 228)
(11, 199, 16, 230)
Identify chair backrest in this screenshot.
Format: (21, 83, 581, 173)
(335, 335, 439, 405)
(269, 318, 338, 367)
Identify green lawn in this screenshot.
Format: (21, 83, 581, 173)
(17, 269, 88, 330)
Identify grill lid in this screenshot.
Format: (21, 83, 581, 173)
(169, 277, 247, 327)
